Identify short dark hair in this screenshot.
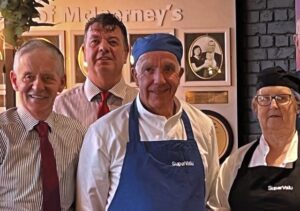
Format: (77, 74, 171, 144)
(84, 13, 129, 51)
(192, 45, 201, 56)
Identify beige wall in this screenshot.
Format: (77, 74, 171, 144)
(33, 0, 238, 155)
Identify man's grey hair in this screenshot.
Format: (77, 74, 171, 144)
(13, 39, 65, 76)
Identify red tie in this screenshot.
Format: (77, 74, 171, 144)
(97, 91, 110, 118)
(35, 121, 61, 211)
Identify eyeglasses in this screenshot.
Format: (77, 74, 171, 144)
(255, 94, 292, 106)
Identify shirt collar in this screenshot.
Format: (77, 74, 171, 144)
(17, 106, 55, 132)
(258, 132, 298, 167)
(84, 78, 101, 101)
(84, 77, 128, 101)
(135, 94, 182, 122)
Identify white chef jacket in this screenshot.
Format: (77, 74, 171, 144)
(76, 95, 220, 211)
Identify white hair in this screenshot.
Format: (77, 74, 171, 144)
(13, 39, 65, 76)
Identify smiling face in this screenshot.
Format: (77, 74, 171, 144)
(10, 48, 65, 120)
(83, 22, 128, 90)
(207, 40, 216, 53)
(132, 51, 183, 118)
(253, 86, 298, 134)
(193, 46, 201, 57)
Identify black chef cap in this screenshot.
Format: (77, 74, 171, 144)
(256, 66, 300, 93)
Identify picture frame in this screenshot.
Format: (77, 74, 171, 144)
(0, 84, 4, 90)
(202, 110, 234, 163)
(0, 35, 4, 90)
(0, 89, 6, 113)
(125, 28, 175, 86)
(22, 30, 65, 57)
(0, 71, 5, 90)
(70, 30, 86, 85)
(180, 28, 231, 86)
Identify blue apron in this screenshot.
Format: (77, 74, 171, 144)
(108, 100, 206, 211)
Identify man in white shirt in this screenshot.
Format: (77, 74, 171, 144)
(54, 13, 137, 128)
(0, 39, 86, 210)
(76, 33, 219, 211)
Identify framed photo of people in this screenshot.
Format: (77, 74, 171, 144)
(126, 28, 175, 86)
(70, 31, 86, 85)
(181, 28, 231, 86)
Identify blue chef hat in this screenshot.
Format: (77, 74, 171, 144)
(131, 33, 183, 65)
(256, 66, 300, 93)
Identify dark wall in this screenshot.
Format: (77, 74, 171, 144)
(236, 0, 296, 146)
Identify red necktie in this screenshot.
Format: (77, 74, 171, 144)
(35, 121, 61, 211)
(97, 91, 110, 118)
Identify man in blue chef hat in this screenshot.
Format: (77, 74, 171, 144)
(76, 33, 220, 211)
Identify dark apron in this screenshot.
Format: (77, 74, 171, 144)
(229, 136, 300, 211)
(108, 100, 206, 211)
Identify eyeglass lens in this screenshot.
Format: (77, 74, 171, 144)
(256, 94, 291, 106)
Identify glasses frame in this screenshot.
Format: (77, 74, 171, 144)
(255, 94, 292, 106)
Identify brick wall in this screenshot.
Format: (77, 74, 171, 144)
(237, 0, 296, 146)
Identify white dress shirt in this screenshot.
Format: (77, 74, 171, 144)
(54, 77, 138, 128)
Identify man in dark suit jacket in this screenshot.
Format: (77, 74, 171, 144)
(197, 39, 222, 78)
(200, 39, 222, 69)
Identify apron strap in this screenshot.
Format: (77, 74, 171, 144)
(129, 99, 141, 142)
(238, 140, 259, 174)
(181, 110, 195, 141)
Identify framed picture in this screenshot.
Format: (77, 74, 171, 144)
(0, 34, 4, 90)
(22, 30, 65, 56)
(202, 110, 234, 163)
(0, 89, 6, 113)
(70, 30, 86, 85)
(181, 28, 231, 86)
(125, 28, 175, 86)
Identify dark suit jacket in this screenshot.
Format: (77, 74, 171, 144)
(190, 56, 205, 68)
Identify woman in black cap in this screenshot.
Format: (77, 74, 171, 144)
(210, 66, 300, 210)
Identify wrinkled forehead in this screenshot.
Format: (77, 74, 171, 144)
(257, 86, 292, 95)
(89, 22, 112, 31)
(85, 23, 122, 38)
(136, 51, 179, 65)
